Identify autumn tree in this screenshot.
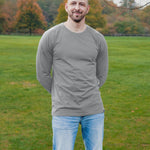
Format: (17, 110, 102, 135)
(54, 0, 106, 29)
(86, 0, 106, 28)
(53, 1, 67, 25)
(15, 0, 47, 35)
(0, 0, 5, 33)
(114, 17, 144, 34)
(141, 5, 150, 33)
(100, 0, 117, 15)
(0, 0, 17, 33)
(37, 0, 63, 25)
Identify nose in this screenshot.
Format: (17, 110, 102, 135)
(75, 3, 80, 10)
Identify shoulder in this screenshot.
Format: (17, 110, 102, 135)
(47, 23, 63, 32)
(45, 23, 64, 36)
(39, 23, 63, 49)
(87, 25, 105, 40)
(87, 25, 107, 51)
(40, 23, 64, 44)
(86, 25, 106, 46)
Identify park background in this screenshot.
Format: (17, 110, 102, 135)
(0, 0, 150, 150)
(0, 0, 150, 35)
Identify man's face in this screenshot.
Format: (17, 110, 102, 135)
(65, 0, 89, 23)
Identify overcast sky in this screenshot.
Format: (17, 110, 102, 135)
(112, 0, 150, 6)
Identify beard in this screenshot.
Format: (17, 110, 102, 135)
(69, 11, 86, 23)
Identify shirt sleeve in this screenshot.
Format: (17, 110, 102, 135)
(36, 31, 53, 94)
(96, 35, 108, 88)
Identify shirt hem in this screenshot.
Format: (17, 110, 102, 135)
(52, 109, 105, 117)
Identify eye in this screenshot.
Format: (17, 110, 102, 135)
(80, 2, 86, 6)
(71, 1, 76, 5)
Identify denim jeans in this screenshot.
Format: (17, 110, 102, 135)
(52, 113, 104, 150)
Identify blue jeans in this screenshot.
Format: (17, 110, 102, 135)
(52, 113, 104, 150)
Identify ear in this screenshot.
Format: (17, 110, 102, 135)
(65, 3, 68, 13)
(86, 5, 90, 14)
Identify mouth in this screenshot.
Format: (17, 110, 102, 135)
(73, 11, 82, 15)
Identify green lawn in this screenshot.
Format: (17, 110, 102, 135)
(0, 35, 149, 150)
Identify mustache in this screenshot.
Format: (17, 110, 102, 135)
(72, 11, 82, 14)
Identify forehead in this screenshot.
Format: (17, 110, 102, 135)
(67, 0, 88, 4)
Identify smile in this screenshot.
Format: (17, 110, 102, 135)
(73, 11, 82, 14)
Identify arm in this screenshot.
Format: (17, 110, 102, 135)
(36, 31, 53, 94)
(96, 35, 108, 88)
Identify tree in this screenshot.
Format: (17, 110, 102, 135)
(120, 0, 137, 9)
(0, 0, 5, 33)
(37, 0, 63, 26)
(0, 0, 17, 33)
(86, 0, 106, 28)
(15, 0, 47, 35)
(114, 18, 144, 34)
(99, 0, 117, 15)
(141, 5, 150, 26)
(139, 5, 150, 33)
(54, 0, 106, 29)
(53, 0, 67, 25)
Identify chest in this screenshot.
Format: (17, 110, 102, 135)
(53, 33, 99, 62)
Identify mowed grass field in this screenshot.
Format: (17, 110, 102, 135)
(0, 35, 149, 150)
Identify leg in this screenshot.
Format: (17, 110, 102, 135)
(81, 113, 104, 150)
(52, 116, 80, 150)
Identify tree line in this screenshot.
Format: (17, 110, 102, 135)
(0, 0, 150, 35)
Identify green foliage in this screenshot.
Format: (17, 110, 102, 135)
(0, 0, 4, 6)
(114, 19, 144, 34)
(15, 0, 47, 35)
(37, 0, 63, 26)
(141, 5, 150, 25)
(0, 35, 150, 149)
(99, 0, 116, 15)
(86, 0, 106, 28)
(0, 0, 5, 33)
(17, 11, 43, 34)
(0, 0, 150, 35)
(0, 17, 5, 33)
(53, 1, 67, 25)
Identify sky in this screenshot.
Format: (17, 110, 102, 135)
(112, 0, 150, 6)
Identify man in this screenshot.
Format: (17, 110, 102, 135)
(36, 0, 108, 149)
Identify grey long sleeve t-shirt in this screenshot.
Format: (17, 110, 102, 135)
(36, 23, 108, 116)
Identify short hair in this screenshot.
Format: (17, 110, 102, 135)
(66, 0, 89, 5)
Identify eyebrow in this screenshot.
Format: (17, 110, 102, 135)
(69, 0, 87, 4)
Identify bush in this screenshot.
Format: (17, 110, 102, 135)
(114, 20, 144, 34)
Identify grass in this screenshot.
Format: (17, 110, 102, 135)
(0, 35, 149, 150)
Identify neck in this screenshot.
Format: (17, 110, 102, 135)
(64, 17, 86, 33)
